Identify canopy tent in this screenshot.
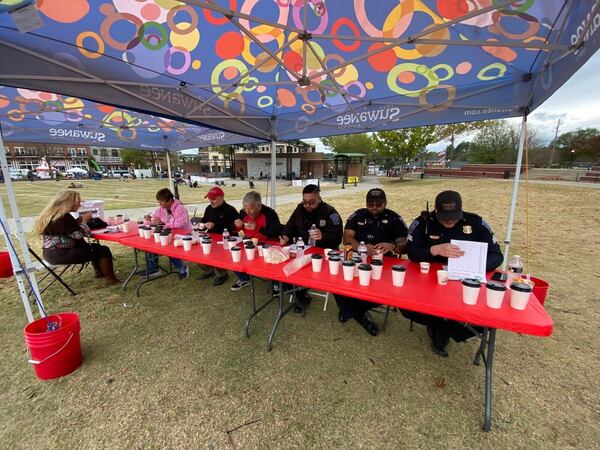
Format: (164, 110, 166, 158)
(0, 86, 262, 150)
(0, 1, 599, 324)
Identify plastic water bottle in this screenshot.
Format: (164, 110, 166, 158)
(308, 224, 317, 247)
(509, 255, 524, 273)
(222, 228, 230, 248)
(296, 237, 305, 257)
(357, 241, 368, 264)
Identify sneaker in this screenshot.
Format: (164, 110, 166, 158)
(212, 274, 228, 286)
(139, 269, 162, 278)
(231, 280, 251, 291)
(178, 266, 190, 280)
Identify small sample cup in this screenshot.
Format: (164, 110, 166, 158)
(437, 270, 449, 285)
(392, 265, 407, 287)
(462, 278, 481, 305)
(358, 263, 372, 286)
(486, 281, 507, 309)
(420, 262, 431, 274)
(311, 254, 323, 272)
(342, 260, 355, 281)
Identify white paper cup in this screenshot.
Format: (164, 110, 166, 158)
(159, 234, 171, 246)
(322, 249, 332, 260)
(358, 264, 372, 286)
(462, 279, 481, 305)
(182, 238, 193, 251)
(153, 232, 161, 243)
(138, 227, 145, 238)
(509, 282, 533, 310)
(143, 228, 153, 239)
(231, 246, 241, 263)
(370, 260, 383, 280)
(352, 257, 362, 277)
(201, 242, 212, 254)
(437, 270, 449, 285)
(420, 262, 431, 274)
(342, 262, 354, 281)
(121, 221, 131, 233)
(486, 282, 506, 309)
(311, 254, 323, 272)
(392, 265, 406, 287)
(245, 246, 256, 260)
(257, 245, 264, 257)
(328, 257, 340, 275)
(227, 237, 238, 251)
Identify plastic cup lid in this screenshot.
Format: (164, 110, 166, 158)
(245, 243, 255, 249)
(510, 282, 533, 292)
(342, 261, 355, 266)
(462, 278, 481, 288)
(392, 265, 406, 271)
(358, 263, 372, 270)
(182, 237, 192, 240)
(370, 259, 383, 266)
(329, 256, 341, 262)
(486, 281, 507, 291)
(311, 253, 323, 259)
(231, 246, 241, 251)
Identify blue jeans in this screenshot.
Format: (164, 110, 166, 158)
(146, 253, 184, 272)
(234, 271, 250, 282)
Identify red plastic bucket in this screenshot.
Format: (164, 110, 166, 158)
(530, 277, 550, 306)
(0, 251, 13, 278)
(24, 313, 83, 380)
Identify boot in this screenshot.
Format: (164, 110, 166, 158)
(99, 258, 120, 285)
(91, 260, 103, 278)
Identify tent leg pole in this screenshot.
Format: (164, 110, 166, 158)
(166, 151, 175, 196)
(270, 140, 276, 209)
(502, 115, 527, 270)
(0, 131, 41, 322)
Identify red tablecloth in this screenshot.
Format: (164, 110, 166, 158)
(110, 235, 553, 337)
(91, 227, 140, 242)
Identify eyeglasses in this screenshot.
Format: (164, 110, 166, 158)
(302, 198, 319, 206)
(367, 202, 384, 208)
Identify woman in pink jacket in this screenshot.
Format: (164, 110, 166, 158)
(143, 188, 192, 279)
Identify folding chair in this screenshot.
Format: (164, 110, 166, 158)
(28, 248, 78, 296)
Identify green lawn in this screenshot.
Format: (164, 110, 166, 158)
(0, 178, 598, 448)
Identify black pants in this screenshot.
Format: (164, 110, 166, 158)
(401, 310, 482, 343)
(334, 294, 378, 320)
(43, 243, 112, 266)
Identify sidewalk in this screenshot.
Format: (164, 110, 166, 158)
(4, 180, 381, 233)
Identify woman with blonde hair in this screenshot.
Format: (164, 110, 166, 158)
(34, 190, 119, 284)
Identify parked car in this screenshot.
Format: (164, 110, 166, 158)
(8, 170, 25, 180)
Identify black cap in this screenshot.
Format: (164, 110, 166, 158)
(435, 190, 463, 222)
(366, 188, 386, 203)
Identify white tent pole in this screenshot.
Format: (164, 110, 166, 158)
(0, 131, 41, 322)
(502, 115, 527, 271)
(270, 140, 276, 209)
(163, 136, 175, 194)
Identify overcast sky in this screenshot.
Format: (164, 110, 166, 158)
(305, 51, 600, 153)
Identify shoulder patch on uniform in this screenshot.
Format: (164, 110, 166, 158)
(330, 213, 341, 225)
(408, 219, 420, 234)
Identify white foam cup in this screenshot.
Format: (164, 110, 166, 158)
(370, 259, 383, 280)
(509, 282, 533, 310)
(257, 244, 264, 257)
(392, 265, 407, 287)
(322, 249, 332, 260)
(138, 226, 145, 238)
(159, 233, 171, 246)
(358, 263, 372, 286)
(231, 246, 241, 262)
(352, 256, 362, 277)
(153, 231, 161, 243)
(328, 256, 341, 275)
(420, 262, 431, 274)
(245, 244, 256, 260)
(143, 228, 153, 239)
(311, 254, 323, 272)
(486, 281, 506, 309)
(437, 270, 449, 285)
(227, 237, 238, 251)
(462, 278, 481, 305)
(342, 261, 355, 281)
(182, 237, 193, 251)
(201, 239, 212, 254)
(121, 221, 131, 233)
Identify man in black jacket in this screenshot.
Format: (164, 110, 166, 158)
(279, 184, 343, 311)
(404, 190, 504, 357)
(197, 186, 238, 285)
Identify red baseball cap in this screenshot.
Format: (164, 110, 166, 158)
(205, 186, 225, 200)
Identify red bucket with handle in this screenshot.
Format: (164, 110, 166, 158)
(24, 313, 83, 380)
(0, 251, 13, 278)
(529, 277, 550, 306)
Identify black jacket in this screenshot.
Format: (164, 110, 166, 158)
(406, 211, 503, 272)
(238, 204, 282, 239)
(200, 201, 238, 234)
(281, 201, 343, 249)
(345, 208, 408, 245)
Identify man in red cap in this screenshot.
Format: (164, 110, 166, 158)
(196, 186, 238, 285)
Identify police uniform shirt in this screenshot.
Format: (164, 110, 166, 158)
(345, 208, 408, 248)
(282, 201, 343, 249)
(406, 211, 503, 272)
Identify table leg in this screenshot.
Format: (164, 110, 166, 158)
(266, 283, 305, 352)
(474, 327, 488, 366)
(122, 248, 139, 291)
(134, 253, 177, 297)
(245, 276, 277, 338)
(483, 328, 496, 432)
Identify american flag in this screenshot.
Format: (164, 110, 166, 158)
(437, 148, 446, 162)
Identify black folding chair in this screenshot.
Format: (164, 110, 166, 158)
(28, 248, 77, 296)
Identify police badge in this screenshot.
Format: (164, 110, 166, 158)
(463, 225, 473, 234)
(319, 219, 326, 227)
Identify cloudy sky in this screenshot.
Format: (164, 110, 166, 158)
(305, 51, 600, 153)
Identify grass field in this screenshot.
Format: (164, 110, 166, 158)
(0, 178, 599, 449)
(0, 178, 339, 216)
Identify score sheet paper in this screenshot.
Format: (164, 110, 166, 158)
(447, 239, 488, 281)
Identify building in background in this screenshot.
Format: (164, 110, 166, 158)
(89, 146, 127, 173)
(4, 142, 90, 172)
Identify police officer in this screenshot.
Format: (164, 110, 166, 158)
(335, 188, 409, 336)
(280, 184, 343, 311)
(404, 190, 503, 356)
